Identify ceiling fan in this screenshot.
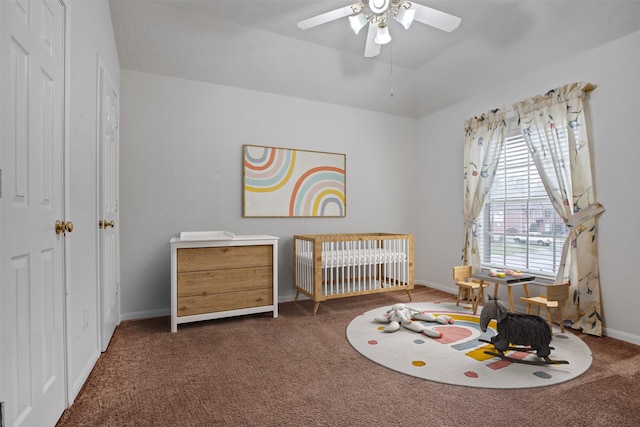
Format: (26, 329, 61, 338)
(297, 0, 462, 58)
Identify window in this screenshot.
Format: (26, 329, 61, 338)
(477, 121, 568, 278)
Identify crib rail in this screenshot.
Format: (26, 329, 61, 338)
(294, 233, 414, 314)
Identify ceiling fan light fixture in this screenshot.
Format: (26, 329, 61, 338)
(395, 6, 416, 30)
(296, 1, 462, 58)
(349, 13, 368, 34)
(374, 22, 391, 45)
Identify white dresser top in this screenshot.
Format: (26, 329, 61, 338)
(170, 231, 278, 245)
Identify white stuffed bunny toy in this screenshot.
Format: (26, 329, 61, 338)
(373, 303, 453, 338)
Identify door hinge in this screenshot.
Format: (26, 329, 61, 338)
(0, 168, 3, 199)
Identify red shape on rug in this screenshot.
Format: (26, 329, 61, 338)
(432, 326, 472, 344)
(487, 351, 530, 370)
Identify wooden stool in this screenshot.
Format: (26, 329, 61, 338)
(453, 266, 488, 315)
(520, 283, 569, 332)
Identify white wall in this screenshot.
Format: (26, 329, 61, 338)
(66, 0, 120, 402)
(118, 71, 417, 319)
(118, 30, 640, 345)
(415, 31, 640, 344)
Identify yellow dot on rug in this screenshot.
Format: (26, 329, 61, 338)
(412, 360, 426, 367)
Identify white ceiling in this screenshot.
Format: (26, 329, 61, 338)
(109, 0, 640, 117)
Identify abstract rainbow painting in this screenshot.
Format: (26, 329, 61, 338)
(243, 145, 346, 217)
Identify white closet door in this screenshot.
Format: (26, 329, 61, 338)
(0, 0, 67, 426)
(98, 63, 120, 352)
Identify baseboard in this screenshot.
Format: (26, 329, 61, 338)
(415, 280, 456, 296)
(602, 327, 640, 345)
(417, 280, 640, 345)
(120, 308, 170, 321)
(118, 285, 640, 346)
(280, 283, 456, 304)
(279, 291, 304, 303)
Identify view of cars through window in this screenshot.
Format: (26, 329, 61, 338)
(479, 222, 568, 277)
(513, 233, 553, 246)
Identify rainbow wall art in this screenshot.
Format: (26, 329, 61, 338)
(243, 145, 346, 217)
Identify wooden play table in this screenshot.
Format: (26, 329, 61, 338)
(472, 272, 536, 312)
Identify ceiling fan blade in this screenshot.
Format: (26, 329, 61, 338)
(364, 22, 381, 58)
(412, 3, 462, 32)
(297, 4, 360, 30)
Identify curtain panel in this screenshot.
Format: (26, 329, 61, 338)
(462, 110, 506, 271)
(513, 82, 604, 336)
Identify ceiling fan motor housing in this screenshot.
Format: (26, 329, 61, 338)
(368, 0, 390, 14)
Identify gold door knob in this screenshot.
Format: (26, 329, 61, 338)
(65, 221, 74, 233)
(55, 220, 65, 235)
(99, 220, 115, 229)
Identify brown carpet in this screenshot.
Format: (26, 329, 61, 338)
(57, 286, 640, 427)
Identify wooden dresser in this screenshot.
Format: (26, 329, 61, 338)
(170, 232, 278, 332)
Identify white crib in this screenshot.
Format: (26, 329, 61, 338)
(293, 233, 414, 314)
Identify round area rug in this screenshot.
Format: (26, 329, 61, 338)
(346, 302, 592, 389)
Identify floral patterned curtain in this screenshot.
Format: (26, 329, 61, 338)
(513, 82, 604, 336)
(462, 110, 506, 270)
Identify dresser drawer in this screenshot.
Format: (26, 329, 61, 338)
(177, 288, 273, 317)
(177, 266, 272, 298)
(177, 245, 272, 272)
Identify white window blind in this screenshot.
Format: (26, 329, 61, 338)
(477, 122, 568, 278)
